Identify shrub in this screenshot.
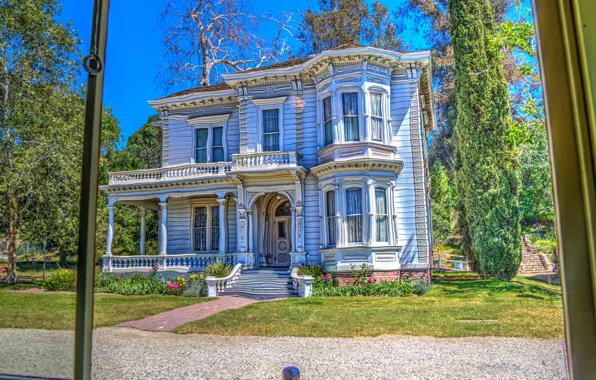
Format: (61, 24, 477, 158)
(297, 263, 328, 278)
(204, 262, 232, 278)
(313, 279, 415, 297)
(95, 265, 168, 295)
(413, 279, 431, 296)
(183, 274, 207, 297)
(42, 270, 76, 291)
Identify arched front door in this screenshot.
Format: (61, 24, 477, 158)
(270, 201, 291, 267)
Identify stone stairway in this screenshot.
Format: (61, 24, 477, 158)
(519, 235, 550, 274)
(227, 268, 296, 298)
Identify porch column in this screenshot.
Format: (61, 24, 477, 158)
(218, 198, 227, 253)
(106, 205, 115, 255)
(158, 201, 168, 255)
(139, 207, 146, 255)
(367, 179, 375, 245)
(238, 208, 247, 253)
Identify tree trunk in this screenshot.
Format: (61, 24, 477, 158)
(4, 200, 18, 283)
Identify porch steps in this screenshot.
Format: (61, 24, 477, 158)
(227, 269, 296, 298)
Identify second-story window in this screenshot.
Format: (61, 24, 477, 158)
(195, 126, 226, 163)
(263, 109, 280, 151)
(323, 97, 333, 146)
(342, 92, 360, 142)
(371, 93, 383, 142)
(195, 129, 208, 163)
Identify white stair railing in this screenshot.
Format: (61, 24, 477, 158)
(206, 263, 244, 297)
(291, 268, 314, 297)
(433, 253, 471, 271)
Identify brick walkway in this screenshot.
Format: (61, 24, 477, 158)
(118, 296, 258, 332)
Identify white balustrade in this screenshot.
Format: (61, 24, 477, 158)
(231, 152, 298, 171)
(291, 268, 314, 297)
(433, 253, 470, 271)
(206, 263, 244, 297)
(108, 162, 231, 185)
(102, 253, 238, 273)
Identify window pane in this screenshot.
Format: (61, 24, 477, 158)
(211, 206, 220, 251)
(212, 147, 224, 162)
(344, 117, 359, 141)
(376, 215, 389, 242)
(371, 117, 383, 141)
(196, 128, 208, 148)
(375, 189, 387, 214)
(326, 191, 335, 215)
(342, 92, 359, 116)
(371, 93, 383, 117)
(212, 126, 223, 146)
(263, 132, 280, 151)
(194, 207, 207, 251)
(375, 189, 389, 242)
(278, 221, 286, 238)
(346, 188, 363, 243)
(323, 97, 332, 121)
(196, 148, 207, 163)
(347, 215, 363, 243)
(346, 189, 362, 215)
(325, 121, 333, 145)
(263, 109, 279, 133)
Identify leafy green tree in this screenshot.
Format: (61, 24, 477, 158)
(430, 162, 451, 242)
(450, 0, 521, 280)
(300, 0, 402, 54)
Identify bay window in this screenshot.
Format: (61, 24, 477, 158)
(342, 92, 360, 142)
(375, 188, 389, 242)
(263, 109, 280, 151)
(346, 188, 363, 243)
(323, 96, 333, 146)
(326, 190, 337, 247)
(193, 205, 220, 252)
(371, 93, 383, 142)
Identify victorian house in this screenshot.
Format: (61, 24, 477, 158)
(101, 44, 436, 296)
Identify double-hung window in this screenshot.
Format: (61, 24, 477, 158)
(346, 188, 363, 243)
(342, 92, 360, 142)
(375, 188, 389, 242)
(263, 109, 280, 151)
(371, 93, 384, 142)
(193, 205, 220, 252)
(323, 97, 333, 146)
(326, 190, 337, 247)
(195, 127, 225, 163)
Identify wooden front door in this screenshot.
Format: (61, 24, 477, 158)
(273, 217, 291, 267)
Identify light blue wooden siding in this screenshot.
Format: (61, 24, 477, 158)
(167, 198, 191, 254)
(301, 91, 319, 168)
(390, 78, 429, 264)
(227, 197, 237, 253)
(226, 110, 241, 160)
(303, 173, 321, 262)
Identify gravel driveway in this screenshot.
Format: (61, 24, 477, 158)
(0, 328, 567, 379)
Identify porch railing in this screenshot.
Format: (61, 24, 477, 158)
(102, 253, 237, 273)
(108, 162, 232, 185)
(231, 151, 298, 171)
(433, 253, 471, 271)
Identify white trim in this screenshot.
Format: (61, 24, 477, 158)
(336, 87, 365, 144)
(251, 96, 287, 106)
(188, 113, 231, 125)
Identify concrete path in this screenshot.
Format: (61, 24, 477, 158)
(118, 296, 258, 332)
(0, 328, 567, 379)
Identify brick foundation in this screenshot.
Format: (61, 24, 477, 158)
(333, 269, 431, 286)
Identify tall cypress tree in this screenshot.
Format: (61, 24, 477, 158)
(449, 0, 521, 279)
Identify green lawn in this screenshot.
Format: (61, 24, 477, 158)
(0, 291, 213, 330)
(175, 276, 564, 339)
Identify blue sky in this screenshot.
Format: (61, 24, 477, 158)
(57, 0, 425, 141)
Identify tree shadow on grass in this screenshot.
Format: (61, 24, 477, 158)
(434, 279, 560, 299)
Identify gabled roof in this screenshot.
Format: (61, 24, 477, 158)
(159, 82, 232, 100)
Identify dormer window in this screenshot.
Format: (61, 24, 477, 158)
(323, 97, 333, 146)
(371, 93, 384, 142)
(342, 92, 360, 142)
(262, 109, 280, 151)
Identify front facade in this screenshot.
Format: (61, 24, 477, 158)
(101, 45, 436, 284)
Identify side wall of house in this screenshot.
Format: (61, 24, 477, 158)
(390, 71, 430, 266)
(167, 198, 191, 254)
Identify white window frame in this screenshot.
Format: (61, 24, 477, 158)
(321, 95, 334, 147)
(191, 201, 221, 253)
(344, 185, 366, 246)
(252, 97, 287, 153)
(369, 91, 386, 143)
(188, 113, 230, 164)
(374, 186, 390, 243)
(337, 88, 365, 144)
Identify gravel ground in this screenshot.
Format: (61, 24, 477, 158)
(0, 328, 567, 379)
